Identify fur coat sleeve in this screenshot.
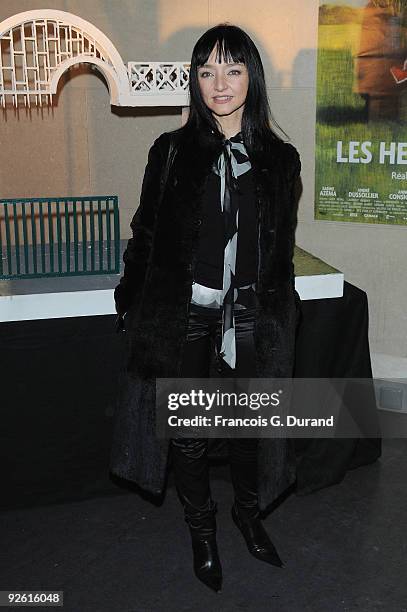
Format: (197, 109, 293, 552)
(114, 135, 167, 317)
(286, 144, 302, 318)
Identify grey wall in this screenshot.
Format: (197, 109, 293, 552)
(0, 0, 406, 366)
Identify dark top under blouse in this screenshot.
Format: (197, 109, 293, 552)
(193, 166, 258, 290)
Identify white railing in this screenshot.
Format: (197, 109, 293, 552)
(128, 62, 190, 93)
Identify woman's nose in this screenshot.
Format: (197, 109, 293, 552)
(214, 75, 227, 91)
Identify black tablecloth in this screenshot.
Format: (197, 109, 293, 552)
(0, 281, 380, 510)
(294, 281, 381, 494)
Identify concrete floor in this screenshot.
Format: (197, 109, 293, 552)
(2, 439, 406, 612)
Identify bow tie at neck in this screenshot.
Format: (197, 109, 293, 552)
(215, 131, 247, 194)
(221, 131, 243, 146)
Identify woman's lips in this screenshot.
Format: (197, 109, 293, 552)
(213, 96, 233, 104)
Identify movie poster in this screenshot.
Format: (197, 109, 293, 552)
(316, 0, 407, 225)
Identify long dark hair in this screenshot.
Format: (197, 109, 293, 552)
(184, 23, 286, 154)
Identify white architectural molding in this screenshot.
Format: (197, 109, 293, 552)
(48, 55, 122, 104)
(0, 10, 190, 107)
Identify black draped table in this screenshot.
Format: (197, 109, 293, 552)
(293, 281, 381, 495)
(0, 281, 381, 510)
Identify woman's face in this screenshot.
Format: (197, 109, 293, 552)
(197, 45, 249, 121)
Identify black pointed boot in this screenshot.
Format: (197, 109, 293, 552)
(231, 503, 283, 567)
(229, 438, 284, 568)
(170, 437, 222, 592)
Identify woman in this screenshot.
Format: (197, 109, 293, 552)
(110, 24, 301, 593)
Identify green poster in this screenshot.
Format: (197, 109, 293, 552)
(316, 0, 407, 224)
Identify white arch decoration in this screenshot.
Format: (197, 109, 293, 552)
(0, 10, 190, 107)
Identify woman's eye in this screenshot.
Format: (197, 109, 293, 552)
(199, 71, 212, 78)
(228, 70, 241, 76)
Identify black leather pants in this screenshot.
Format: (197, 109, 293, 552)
(170, 293, 260, 533)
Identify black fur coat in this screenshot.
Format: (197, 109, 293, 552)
(110, 125, 302, 512)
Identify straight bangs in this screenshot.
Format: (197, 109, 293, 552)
(194, 31, 247, 68)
